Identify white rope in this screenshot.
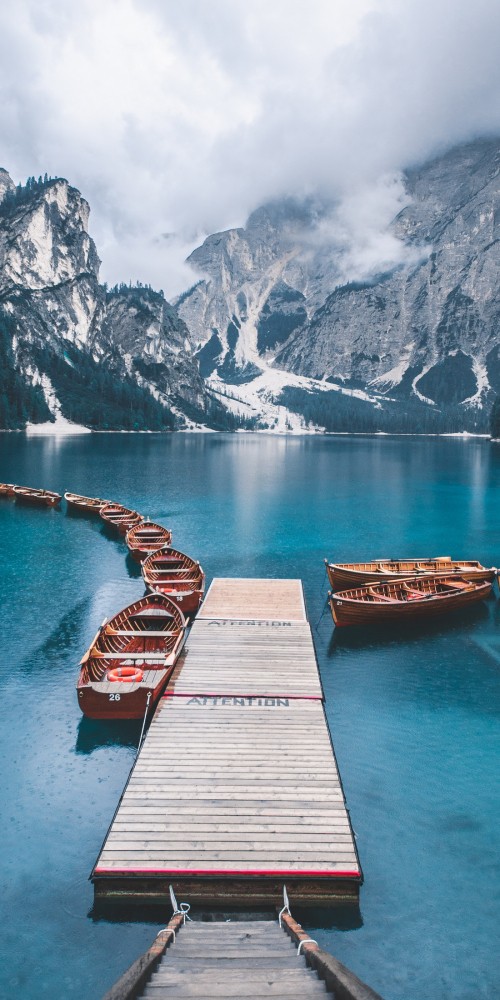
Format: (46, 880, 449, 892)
(169, 884, 192, 922)
(278, 884, 291, 926)
(136, 691, 152, 757)
(297, 938, 318, 954)
(156, 927, 176, 943)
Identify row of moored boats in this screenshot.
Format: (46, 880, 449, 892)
(1, 484, 205, 721)
(3, 484, 496, 703)
(324, 557, 497, 627)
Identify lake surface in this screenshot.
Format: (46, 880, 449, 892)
(0, 432, 498, 1000)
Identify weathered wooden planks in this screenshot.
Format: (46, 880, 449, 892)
(198, 578, 307, 622)
(93, 698, 360, 902)
(168, 619, 322, 698)
(92, 577, 361, 905)
(134, 920, 335, 999)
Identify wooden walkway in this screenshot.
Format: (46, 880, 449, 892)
(103, 914, 385, 1000)
(198, 578, 307, 621)
(93, 579, 361, 905)
(136, 921, 334, 998)
(167, 619, 322, 699)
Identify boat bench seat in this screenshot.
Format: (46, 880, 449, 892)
(442, 579, 470, 590)
(402, 584, 427, 599)
(105, 629, 177, 636)
(91, 651, 168, 660)
(368, 589, 399, 602)
(147, 568, 193, 574)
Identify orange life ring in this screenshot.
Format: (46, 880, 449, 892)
(107, 666, 144, 682)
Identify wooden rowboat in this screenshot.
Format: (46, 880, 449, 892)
(100, 503, 143, 535)
(126, 520, 173, 561)
(325, 556, 497, 591)
(14, 486, 62, 507)
(142, 547, 205, 615)
(64, 492, 109, 514)
(0, 483, 16, 497)
(328, 575, 492, 628)
(76, 592, 186, 719)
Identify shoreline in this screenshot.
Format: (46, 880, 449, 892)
(0, 428, 492, 440)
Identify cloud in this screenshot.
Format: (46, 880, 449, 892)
(0, 0, 499, 296)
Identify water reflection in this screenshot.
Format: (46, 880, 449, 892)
(327, 601, 491, 655)
(75, 717, 141, 754)
(89, 900, 364, 931)
(295, 903, 363, 932)
(125, 552, 143, 579)
(16, 597, 91, 675)
(1, 433, 499, 1000)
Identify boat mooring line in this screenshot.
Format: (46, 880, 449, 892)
(136, 691, 152, 757)
(314, 593, 330, 630)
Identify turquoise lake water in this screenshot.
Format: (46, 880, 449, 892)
(0, 432, 498, 999)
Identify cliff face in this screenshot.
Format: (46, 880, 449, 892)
(278, 139, 500, 407)
(0, 174, 209, 429)
(1, 138, 499, 433)
(176, 138, 500, 423)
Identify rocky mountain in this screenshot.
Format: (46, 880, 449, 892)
(0, 173, 238, 431)
(177, 138, 500, 432)
(1, 138, 499, 434)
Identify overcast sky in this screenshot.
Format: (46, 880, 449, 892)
(1, 0, 499, 296)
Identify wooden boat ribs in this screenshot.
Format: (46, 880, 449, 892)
(64, 492, 109, 513)
(126, 520, 173, 560)
(325, 556, 497, 590)
(100, 503, 143, 534)
(142, 546, 205, 614)
(77, 593, 186, 719)
(329, 574, 493, 627)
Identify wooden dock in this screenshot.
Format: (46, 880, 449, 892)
(103, 913, 385, 1000)
(118, 920, 335, 999)
(93, 579, 361, 906)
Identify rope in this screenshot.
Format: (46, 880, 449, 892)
(136, 691, 152, 757)
(297, 937, 318, 954)
(314, 593, 330, 630)
(156, 927, 176, 943)
(278, 884, 291, 927)
(169, 884, 192, 923)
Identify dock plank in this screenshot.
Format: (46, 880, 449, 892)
(93, 698, 360, 888)
(197, 578, 307, 622)
(92, 577, 361, 905)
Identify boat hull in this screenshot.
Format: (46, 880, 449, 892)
(326, 561, 496, 590)
(0, 484, 15, 497)
(329, 578, 492, 627)
(77, 669, 174, 720)
(100, 505, 143, 535)
(76, 592, 186, 719)
(142, 547, 205, 615)
(65, 493, 108, 514)
(14, 488, 62, 507)
(146, 582, 204, 614)
(126, 522, 173, 561)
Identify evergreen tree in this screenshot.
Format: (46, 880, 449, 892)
(490, 396, 500, 438)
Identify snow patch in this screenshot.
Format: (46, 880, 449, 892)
(208, 363, 383, 433)
(462, 357, 490, 405)
(26, 372, 90, 435)
(412, 365, 436, 405)
(369, 343, 415, 391)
